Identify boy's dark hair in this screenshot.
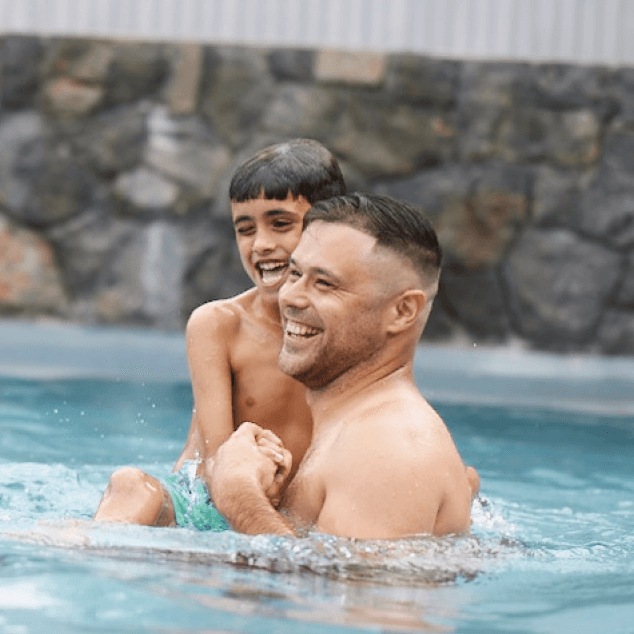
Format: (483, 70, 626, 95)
(305, 193, 442, 280)
(229, 139, 346, 204)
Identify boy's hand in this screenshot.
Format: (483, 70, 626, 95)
(210, 422, 291, 515)
(255, 429, 292, 506)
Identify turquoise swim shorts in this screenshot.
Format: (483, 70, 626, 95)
(163, 461, 229, 532)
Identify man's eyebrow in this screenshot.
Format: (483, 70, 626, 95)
(289, 257, 342, 284)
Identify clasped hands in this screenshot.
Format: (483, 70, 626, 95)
(207, 422, 293, 515)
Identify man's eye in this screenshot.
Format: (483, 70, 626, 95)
(316, 279, 333, 289)
(288, 269, 301, 279)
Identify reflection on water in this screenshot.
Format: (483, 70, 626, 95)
(0, 376, 633, 633)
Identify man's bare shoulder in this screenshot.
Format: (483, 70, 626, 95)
(187, 289, 258, 339)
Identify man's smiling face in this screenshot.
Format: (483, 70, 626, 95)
(231, 193, 311, 297)
(278, 221, 393, 389)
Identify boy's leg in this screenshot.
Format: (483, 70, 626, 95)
(94, 466, 175, 526)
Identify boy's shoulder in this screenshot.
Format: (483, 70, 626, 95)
(187, 288, 258, 338)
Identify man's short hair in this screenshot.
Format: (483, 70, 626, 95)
(229, 139, 346, 204)
(305, 193, 442, 282)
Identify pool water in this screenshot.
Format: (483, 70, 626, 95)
(0, 331, 633, 633)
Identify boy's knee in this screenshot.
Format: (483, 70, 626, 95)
(108, 466, 158, 497)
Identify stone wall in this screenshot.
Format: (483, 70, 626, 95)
(0, 36, 633, 355)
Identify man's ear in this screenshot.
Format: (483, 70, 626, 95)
(386, 289, 428, 334)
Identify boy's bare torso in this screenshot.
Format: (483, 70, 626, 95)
(179, 288, 312, 479)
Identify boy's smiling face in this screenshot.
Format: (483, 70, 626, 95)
(231, 193, 312, 297)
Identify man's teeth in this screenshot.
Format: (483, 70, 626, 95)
(285, 321, 320, 337)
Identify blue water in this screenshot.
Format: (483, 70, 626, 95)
(0, 375, 633, 634)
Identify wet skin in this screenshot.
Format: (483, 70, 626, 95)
(211, 223, 476, 539)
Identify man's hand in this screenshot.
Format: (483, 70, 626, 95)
(210, 423, 294, 534)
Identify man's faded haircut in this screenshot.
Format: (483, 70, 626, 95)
(305, 193, 442, 282)
(229, 139, 346, 204)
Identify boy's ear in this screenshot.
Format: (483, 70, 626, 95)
(386, 290, 428, 334)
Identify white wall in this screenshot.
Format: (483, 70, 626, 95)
(0, 0, 633, 66)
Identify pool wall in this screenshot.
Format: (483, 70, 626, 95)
(1, 319, 632, 419)
(0, 35, 633, 356)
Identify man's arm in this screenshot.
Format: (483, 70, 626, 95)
(210, 423, 295, 535)
(174, 303, 236, 474)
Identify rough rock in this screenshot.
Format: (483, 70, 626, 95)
(440, 265, 510, 340)
(261, 84, 342, 140)
(503, 229, 622, 348)
(532, 166, 586, 227)
(386, 56, 459, 108)
(615, 252, 634, 307)
(144, 106, 231, 200)
(114, 167, 180, 212)
(0, 111, 48, 215)
(70, 104, 148, 176)
(597, 310, 634, 355)
(201, 47, 275, 146)
(166, 43, 203, 115)
(575, 128, 634, 248)
(46, 207, 136, 295)
(268, 49, 314, 82)
(104, 43, 170, 106)
(0, 214, 68, 313)
(93, 222, 186, 328)
(1, 36, 44, 109)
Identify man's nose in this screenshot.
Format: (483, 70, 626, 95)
(279, 276, 309, 310)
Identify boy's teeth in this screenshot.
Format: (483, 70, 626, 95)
(259, 262, 287, 284)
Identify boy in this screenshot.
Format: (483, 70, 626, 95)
(94, 139, 346, 529)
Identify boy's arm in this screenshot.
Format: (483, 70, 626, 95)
(174, 303, 236, 476)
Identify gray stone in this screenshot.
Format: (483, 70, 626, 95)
(533, 166, 585, 227)
(1, 36, 44, 109)
(94, 222, 187, 328)
(46, 206, 136, 295)
(498, 108, 600, 167)
(597, 310, 634, 355)
(71, 104, 147, 176)
(440, 266, 510, 340)
(104, 43, 170, 107)
(201, 47, 275, 146)
(457, 62, 517, 161)
(114, 167, 180, 212)
(329, 98, 455, 177)
(378, 163, 528, 268)
(503, 229, 622, 348)
(386, 56, 459, 108)
(0, 111, 47, 215)
(615, 252, 634, 308)
(21, 148, 96, 227)
(517, 64, 618, 121)
(0, 214, 68, 313)
(268, 49, 314, 82)
(261, 84, 342, 140)
(575, 129, 634, 248)
(143, 105, 231, 200)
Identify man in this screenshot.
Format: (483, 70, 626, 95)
(210, 193, 478, 539)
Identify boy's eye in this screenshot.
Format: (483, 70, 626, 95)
(273, 219, 294, 231)
(235, 225, 254, 236)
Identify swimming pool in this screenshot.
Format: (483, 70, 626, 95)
(0, 320, 633, 634)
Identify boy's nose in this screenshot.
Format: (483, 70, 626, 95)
(252, 230, 275, 254)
